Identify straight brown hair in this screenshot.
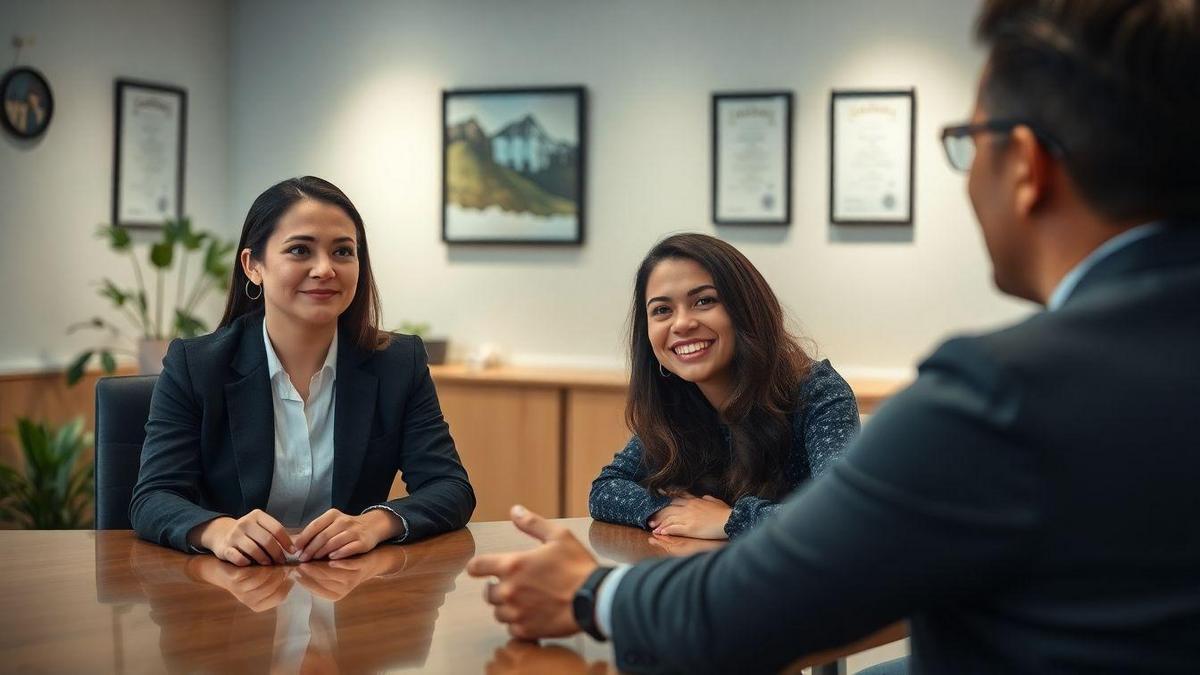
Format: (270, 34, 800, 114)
(627, 234, 812, 503)
(219, 176, 389, 351)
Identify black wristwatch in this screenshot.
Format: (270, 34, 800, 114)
(573, 565, 615, 641)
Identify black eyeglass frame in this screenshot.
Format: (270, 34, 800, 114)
(939, 119, 1066, 170)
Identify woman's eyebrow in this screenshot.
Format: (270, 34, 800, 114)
(281, 234, 355, 244)
(646, 284, 717, 307)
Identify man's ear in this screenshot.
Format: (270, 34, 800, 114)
(240, 249, 262, 285)
(1010, 125, 1053, 219)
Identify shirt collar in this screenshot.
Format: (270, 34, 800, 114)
(262, 319, 339, 398)
(1046, 221, 1168, 311)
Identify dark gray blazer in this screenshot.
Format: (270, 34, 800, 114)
(130, 311, 475, 552)
(609, 223, 1200, 674)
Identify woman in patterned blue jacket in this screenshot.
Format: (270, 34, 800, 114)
(589, 234, 860, 540)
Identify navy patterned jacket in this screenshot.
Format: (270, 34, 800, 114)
(588, 359, 859, 539)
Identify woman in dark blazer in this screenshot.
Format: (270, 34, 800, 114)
(131, 176, 475, 565)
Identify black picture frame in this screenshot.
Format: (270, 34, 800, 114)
(1, 66, 54, 139)
(829, 89, 916, 226)
(712, 91, 793, 226)
(442, 86, 586, 245)
(113, 79, 188, 229)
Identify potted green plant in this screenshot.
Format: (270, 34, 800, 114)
(65, 217, 235, 385)
(0, 417, 93, 529)
(397, 321, 449, 365)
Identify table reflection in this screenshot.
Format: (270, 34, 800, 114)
(485, 639, 616, 675)
(100, 530, 475, 673)
(587, 519, 723, 562)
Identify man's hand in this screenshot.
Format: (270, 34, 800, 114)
(648, 494, 732, 540)
(467, 505, 599, 640)
(294, 508, 398, 562)
(189, 509, 295, 566)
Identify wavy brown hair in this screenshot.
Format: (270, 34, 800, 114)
(626, 234, 812, 503)
(219, 176, 389, 351)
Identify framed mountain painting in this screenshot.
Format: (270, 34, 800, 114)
(442, 86, 586, 245)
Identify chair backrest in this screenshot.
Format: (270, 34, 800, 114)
(94, 375, 158, 529)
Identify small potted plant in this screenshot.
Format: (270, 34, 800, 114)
(64, 217, 235, 385)
(0, 417, 93, 529)
(397, 321, 449, 365)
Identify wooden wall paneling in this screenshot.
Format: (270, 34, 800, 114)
(564, 388, 630, 517)
(432, 381, 562, 521)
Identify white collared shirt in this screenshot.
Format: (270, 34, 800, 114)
(1046, 221, 1166, 310)
(263, 320, 338, 529)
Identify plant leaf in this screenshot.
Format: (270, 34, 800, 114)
(98, 279, 128, 307)
(65, 351, 93, 386)
(150, 241, 174, 269)
(98, 224, 132, 251)
(204, 239, 235, 279)
(100, 350, 117, 373)
(178, 217, 205, 250)
(174, 310, 207, 338)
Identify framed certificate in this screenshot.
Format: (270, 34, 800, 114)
(113, 79, 187, 229)
(829, 89, 915, 225)
(712, 91, 792, 225)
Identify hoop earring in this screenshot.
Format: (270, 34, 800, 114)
(244, 280, 263, 300)
(658, 362, 671, 378)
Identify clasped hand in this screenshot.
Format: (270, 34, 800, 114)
(191, 508, 398, 566)
(648, 493, 732, 540)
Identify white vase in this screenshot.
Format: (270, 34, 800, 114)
(137, 339, 171, 375)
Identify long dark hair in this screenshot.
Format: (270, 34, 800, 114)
(627, 233, 812, 503)
(219, 176, 388, 351)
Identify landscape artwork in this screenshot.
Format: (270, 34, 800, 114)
(442, 87, 585, 244)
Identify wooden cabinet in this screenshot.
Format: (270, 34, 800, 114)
(426, 365, 906, 521)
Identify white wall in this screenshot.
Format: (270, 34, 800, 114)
(3, 0, 1035, 377)
(229, 0, 1033, 378)
(0, 0, 230, 373)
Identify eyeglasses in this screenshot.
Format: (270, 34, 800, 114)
(939, 120, 1065, 172)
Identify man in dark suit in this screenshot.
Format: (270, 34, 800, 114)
(467, 0, 1200, 672)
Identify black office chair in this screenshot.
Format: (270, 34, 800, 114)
(94, 375, 158, 529)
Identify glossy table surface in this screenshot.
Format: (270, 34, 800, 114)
(0, 519, 904, 673)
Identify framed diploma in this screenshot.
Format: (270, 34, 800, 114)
(712, 91, 792, 225)
(829, 89, 915, 225)
(113, 79, 187, 229)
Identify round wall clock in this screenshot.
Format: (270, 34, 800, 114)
(1, 66, 54, 139)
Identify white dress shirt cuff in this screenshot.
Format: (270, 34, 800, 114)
(595, 563, 633, 639)
(361, 504, 410, 543)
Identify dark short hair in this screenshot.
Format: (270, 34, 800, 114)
(977, 0, 1200, 221)
(219, 176, 388, 351)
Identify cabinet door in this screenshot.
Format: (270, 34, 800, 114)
(402, 382, 561, 521)
(565, 389, 630, 517)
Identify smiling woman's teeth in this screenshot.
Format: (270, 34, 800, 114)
(674, 341, 711, 355)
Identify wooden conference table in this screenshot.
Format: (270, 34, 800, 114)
(0, 519, 905, 673)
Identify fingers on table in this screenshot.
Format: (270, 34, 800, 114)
(327, 537, 369, 560)
(245, 522, 288, 564)
(294, 509, 340, 552)
(253, 511, 296, 554)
